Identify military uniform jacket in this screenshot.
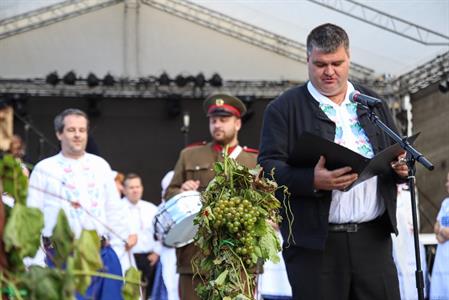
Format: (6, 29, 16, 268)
(165, 142, 258, 274)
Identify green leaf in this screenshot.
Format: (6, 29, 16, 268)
(3, 204, 44, 270)
(21, 266, 64, 300)
(253, 219, 268, 237)
(73, 230, 103, 295)
(259, 225, 281, 263)
(51, 209, 75, 268)
(214, 162, 224, 174)
(122, 267, 141, 300)
(215, 270, 228, 287)
(63, 257, 77, 300)
(215, 175, 225, 185)
(0, 154, 29, 204)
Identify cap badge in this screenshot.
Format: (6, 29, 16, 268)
(215, 98, 224, 106)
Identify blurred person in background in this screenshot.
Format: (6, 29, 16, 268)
(430, 172, 449, 300)
(27, 108, 137, 300)
(122, 173, 161, 300)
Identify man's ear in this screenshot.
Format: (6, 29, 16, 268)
(56, 131, 62, 141)
(235, 117, 242, 131)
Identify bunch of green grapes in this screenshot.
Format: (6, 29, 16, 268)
(211, 196, 267, 267)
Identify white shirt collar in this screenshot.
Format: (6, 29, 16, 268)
(58, 151, 87, 162)
(307, 81, 355, 108)
(122, 197, 140, 207)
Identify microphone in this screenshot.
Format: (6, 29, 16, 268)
(183, 112, 190, 129)
(349, 90, 383, 108)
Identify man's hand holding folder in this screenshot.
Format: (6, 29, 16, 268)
(288, 132, 418, 191)
(313, 155, 359, 191)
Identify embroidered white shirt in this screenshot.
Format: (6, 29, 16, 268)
(27, 152, 134, 243)
(308, 81, 385, 223)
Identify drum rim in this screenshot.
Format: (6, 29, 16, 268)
(161, 190, 202, 210)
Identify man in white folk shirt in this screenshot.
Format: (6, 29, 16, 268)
(122, 173, 161, 300)
(27, 108, 137, 300)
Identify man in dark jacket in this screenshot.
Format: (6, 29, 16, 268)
(258, 23, 408, 300)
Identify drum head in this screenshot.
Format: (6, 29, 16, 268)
(164, 215, 199, 247)
(156, 190, 202, 247)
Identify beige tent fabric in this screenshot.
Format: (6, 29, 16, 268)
(0, 106, 13, 152)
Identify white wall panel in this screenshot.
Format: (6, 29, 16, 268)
(0, 3, 307, 81)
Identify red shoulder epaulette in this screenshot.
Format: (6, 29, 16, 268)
(186, 141, 207, 148)
(242, 146, 259, 153)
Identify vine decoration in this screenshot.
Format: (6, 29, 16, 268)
(192, 153, 290, 300)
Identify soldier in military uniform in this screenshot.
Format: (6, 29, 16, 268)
(165, 94, 258, 300)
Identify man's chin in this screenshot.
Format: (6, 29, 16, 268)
(214, 139, 232, 146)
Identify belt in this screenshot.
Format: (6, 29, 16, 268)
(328, 217, 382, 233)
(328, 223, 361, 232)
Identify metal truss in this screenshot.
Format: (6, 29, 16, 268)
(0, 78, 301, 100)
(0, 72, 407, 102)
(307, 0, 449, 46)
(394, 51, 449, 96)
(0, 0, 122, 40)
(141, 0, 374, 80)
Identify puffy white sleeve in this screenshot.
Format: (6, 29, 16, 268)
(26, 163, 59, 238)
(26, 164, 46, 211)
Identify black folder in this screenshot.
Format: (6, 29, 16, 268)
(287, 132, 419, 190)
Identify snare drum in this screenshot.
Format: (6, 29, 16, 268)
(153, 191, 202, 247)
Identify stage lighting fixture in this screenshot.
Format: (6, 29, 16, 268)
(175, 75, 188, 87)
(194, 73, 206, 88)
(209, 73, 223, 87)
(137, 77, 151, 89)
(45, 71, 60, 86)
(62, 71, 77, 85)
(87, 73, 100, 87)
(439, 80, 449, 94)
(186, 75, 195, 84)
(159, 72, 171, 86)
(103, 73, 115, 86)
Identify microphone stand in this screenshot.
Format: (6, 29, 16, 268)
(365, 105, 433, 300)
(13, 111, 58, 159)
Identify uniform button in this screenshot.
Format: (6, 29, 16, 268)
(195, 166, 200, 170)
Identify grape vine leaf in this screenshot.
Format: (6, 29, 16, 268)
(72, 230, 102, 295)
(3, 203, 44, 271)
(122, 266, 141, 300)
(51, 209, 75, 268)
(21, 266, 65, 300)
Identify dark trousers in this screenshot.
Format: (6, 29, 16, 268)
(134, 252, 157, 299)
(179, 274, 201, 300)
(283, 220, 400, 300)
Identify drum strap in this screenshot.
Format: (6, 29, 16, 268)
(229, 145, 242, 159)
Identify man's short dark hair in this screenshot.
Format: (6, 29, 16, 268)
(124, 173, 142, 186)
(54, 108, 89, 133)
(306, 23, 349, 57)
